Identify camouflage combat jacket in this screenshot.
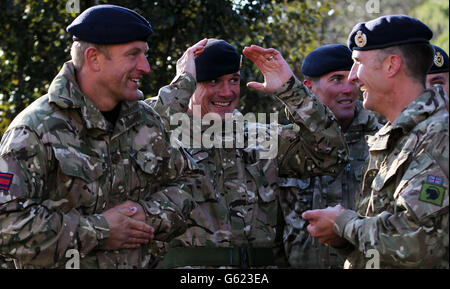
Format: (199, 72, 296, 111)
(333, 86, 449, 269)
(150, 74, 349, 268)
(279, 102, 381, 268)
(0, 61, 197, 269)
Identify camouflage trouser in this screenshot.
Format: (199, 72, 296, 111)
(286, 230, 345, 269)
(0, 256, 16, 269)
(279, 178, 345, 269)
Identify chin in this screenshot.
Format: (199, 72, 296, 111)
(124, 91, 140, 102)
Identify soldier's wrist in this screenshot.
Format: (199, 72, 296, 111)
(87, 214, 110, 249)
(333, 209, 360, 238)
(273, 75, 298, 100)
(170, 72, 197, 93)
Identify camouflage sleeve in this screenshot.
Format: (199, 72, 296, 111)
(0, 126, 109, 267)
(333, 134, 449, 268)
(275, 76, 349, 178)
(135, 104, 200, 242)
(138, 166, 200, 242)
(146, 72, 196, 129)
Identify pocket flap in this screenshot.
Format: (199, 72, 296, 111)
(246, 162, 275, 203)
(53, 147, 103, 183)
(130, 150, 161, 175)
(372, 149, 411, 191)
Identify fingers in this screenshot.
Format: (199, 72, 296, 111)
(246, 81, 265, 91)
(302, 209, 318, 221)
(243, 45, 279, 63)
(122, 243, 141, 249)
(192, 38, 208, 53)
(120, 206, 137, 217)
(194, 48, 204, 56)
(186, 38, 208, 57)
(128, 216, 154, 234)
(306, 223, 316, 236)
(120, 219, 155, 249)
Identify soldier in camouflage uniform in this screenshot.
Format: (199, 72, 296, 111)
(150, 40, 349, 268)
(303, 15, 449, 268)
(280, 44, 381, 268)
(0, 5, 201, 269)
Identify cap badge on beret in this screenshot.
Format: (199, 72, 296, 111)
(355, 31, 367, 48)
(434, 52, 444, 68)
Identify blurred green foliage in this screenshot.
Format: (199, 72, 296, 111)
(0, 0, 335, 136)
(411, 0, 449, 52)
(0, 0, 448, 137)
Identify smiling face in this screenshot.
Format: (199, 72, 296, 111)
(97, 41, 150, 103)
(307, 70, 359, 131)
(348, 49, 390, 114)
(189, 72, 240, 119)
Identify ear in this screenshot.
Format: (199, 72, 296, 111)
(385, 54, 402, 78)
(84, 47, 102, 72)
(304, 79, 314, 91)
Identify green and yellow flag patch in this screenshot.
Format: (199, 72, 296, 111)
(419, 183, 446, 206)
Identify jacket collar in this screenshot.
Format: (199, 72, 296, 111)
(367, 86, 447, 151)
(47, 61, 144, 133)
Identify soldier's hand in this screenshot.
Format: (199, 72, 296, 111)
(242, 45, 293, 93)
(113, 200, 147, 223)
(302, 205, 345, 246)
(176, 38, 208, 79)
(101, 206, 155, 251)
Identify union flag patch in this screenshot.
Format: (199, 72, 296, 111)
(0, 172, 14, 192)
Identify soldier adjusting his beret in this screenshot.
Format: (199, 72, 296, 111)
(149, 38, 350, 268)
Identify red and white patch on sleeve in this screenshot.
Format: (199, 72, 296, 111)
(0, 172, 14, 192)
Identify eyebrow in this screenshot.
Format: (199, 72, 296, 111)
(328, 73, 345, 80)
(430, 75, 445, 82)
(125, 46, 149, 54)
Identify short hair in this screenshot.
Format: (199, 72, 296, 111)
(377, 43, 434, 86)
(303, 75, 320, 83)
(70, 41, 111, 71)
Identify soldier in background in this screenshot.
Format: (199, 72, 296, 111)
(150, 39, 349, 268)
(303, 15, 449, 269)
(279, 44, 381, 268)
(0, 5, 202, 268)
(426, 45, 448, 96)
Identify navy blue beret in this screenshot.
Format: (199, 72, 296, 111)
(348, 15, 432, 51)
(67, 5, 153, 44)
(301, 44, 353, 77)
(429, 45, 449, 74)
(195, 39, 241, 82)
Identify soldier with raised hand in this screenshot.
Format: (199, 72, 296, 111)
(279, 44, 381, 268)
(427, 45, 449, 96)
(0, 5, 202, 268)
(150, 39, 349, 268)
(302, 15, 449, 269)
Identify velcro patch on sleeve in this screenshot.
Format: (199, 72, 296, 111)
(419, 182, 446, 207)
(0, 172, 14, 192)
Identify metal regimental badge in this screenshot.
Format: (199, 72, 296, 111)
(434, 52, 444, 67)
(355, 31, 367, 48)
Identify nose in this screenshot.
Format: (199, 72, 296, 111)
(137, 54, 151, 74)
(218, 82, 234, 98)
(341, 79, 355, 95)
(348, 62, 358, 84)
